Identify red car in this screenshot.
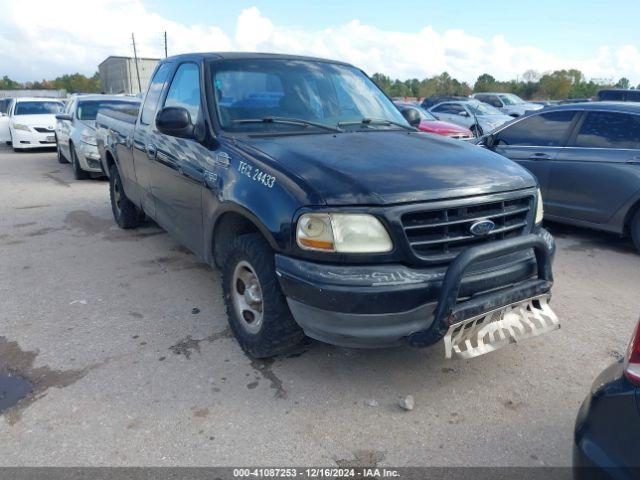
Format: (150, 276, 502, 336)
(395, 102, 473, 139)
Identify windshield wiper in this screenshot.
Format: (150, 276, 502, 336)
(233, 116, 343, 133)
(338, 118, 415, 131)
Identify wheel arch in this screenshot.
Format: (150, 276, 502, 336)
(209, 206, 279, 269)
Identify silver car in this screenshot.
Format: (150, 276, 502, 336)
(471, 93, 543, 117)
(55, 94, 140, 179)
(428, 100, 514, 137)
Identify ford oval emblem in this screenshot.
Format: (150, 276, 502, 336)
(469, 219, 496, 236)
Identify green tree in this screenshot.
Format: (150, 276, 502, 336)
(473, 73, 497, 92)
(616, 77, 630, 89)
(0, 75, 21, 89)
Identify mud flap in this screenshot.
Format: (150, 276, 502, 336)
(443, 294, 559, 359)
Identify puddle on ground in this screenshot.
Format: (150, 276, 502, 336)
(0, 336, 88, 423)
(0, 374, 33, 414)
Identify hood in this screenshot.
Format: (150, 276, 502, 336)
(419, 120, 472, 136)
(12, 114, 57, 129)
(236, 131, 536, 205)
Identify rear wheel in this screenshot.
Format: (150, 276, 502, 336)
(631, 210, 640, 254)
(222, 233, 304, 358)
(109, 164, 144, 229)
(70, 144, 89, 179)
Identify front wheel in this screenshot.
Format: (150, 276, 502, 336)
(56, 140, 69, 164)
(222, 233, 304, 358)
(631, 210, 640, 254)
(109, 164, 144, 229)
(70, 144, 89, 180)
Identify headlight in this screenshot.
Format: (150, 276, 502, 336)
(535, 188, 544, 224)
(81, 130, 97, 146)
(12, 123, 30, 131)
(296, 213, 393, 253)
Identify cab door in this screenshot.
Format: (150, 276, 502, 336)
(131, 62, 174, 219)
(546, 110, 640, 225)
(490, 110, 579, 198)
(148, 62, 205, 256)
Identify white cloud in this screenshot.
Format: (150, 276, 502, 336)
(0, 1, 638, 85)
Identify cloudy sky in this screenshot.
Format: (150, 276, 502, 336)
(1, 0, 638, 84)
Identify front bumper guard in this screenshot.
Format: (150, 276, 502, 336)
(407, 234, 555, 349)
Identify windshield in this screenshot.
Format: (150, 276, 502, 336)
(467, 101, 503, 116)
(14, 101, 64, 116)
(77, 100, 139, 121)
(212, 59, 408, 132)
(498, 94, 526, 105)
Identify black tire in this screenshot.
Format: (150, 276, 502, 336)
(109, 164, 144, 229)
(70, 144, 89, 180)
(631, 209, 640, 254)
(222, 233, 304, 358)
(56, 141, 69, 164)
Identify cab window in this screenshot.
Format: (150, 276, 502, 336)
(141, 63, 173, 125)
(163, 63, 201, 123)
(495, 111, 576, 146)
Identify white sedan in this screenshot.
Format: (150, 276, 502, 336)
(0, 98, 64, 150)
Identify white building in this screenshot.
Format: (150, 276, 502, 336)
(98, 56, 160, 95)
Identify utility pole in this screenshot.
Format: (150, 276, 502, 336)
(164, 31, 168, 58)
(131, 33, 142, 94)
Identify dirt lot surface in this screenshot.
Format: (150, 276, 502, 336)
(1, 147, 639, 466)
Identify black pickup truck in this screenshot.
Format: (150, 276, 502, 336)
(96, 52, 559, 359)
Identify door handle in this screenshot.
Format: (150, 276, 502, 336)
(146, 143, 157, 159)
(528, 153, 550, 160)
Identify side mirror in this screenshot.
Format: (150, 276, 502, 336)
(459, 110, 470, 117)
(55, 113, 73, 122)
(156, 106, 194, 138)
(401, 108, 421, 127)
(483, 134, 496, 148)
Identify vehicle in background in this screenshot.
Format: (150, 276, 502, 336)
(476, 102, 640, 253)
(420, 95, 468, 109)
(97, 52, 557, 359)
(471, 92, 543, 117)
(597, 89, 640, 103)
(428, 99, 514, 137)
(55, 94, 140, 179)
(394, 101, 473, 140)
(0, 98, 12, 116)
(573, 316, 640, 477)
(0, 98, 64, 150)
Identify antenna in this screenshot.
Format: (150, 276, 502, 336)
(164, 31, 168, 58)
(131, 33, 142, 94)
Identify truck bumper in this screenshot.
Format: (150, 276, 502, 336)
(276, 228, 555, 348)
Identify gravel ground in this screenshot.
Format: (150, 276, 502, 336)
(1, 147, 639, 467)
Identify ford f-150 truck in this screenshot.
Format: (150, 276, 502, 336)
(96, 52, 559, 359)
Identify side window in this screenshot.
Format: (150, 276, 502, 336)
(495, 111, 576, 147)
(574, 112, 640, 149)
(141, 63, 173, 125)
(433, 103, 461, 114)
(488, 96, 503, 107)
(163, 63, 201, 123)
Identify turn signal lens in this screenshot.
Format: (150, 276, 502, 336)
(296, 214, 335, 251)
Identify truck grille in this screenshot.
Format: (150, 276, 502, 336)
(401, 194, 534, 263)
